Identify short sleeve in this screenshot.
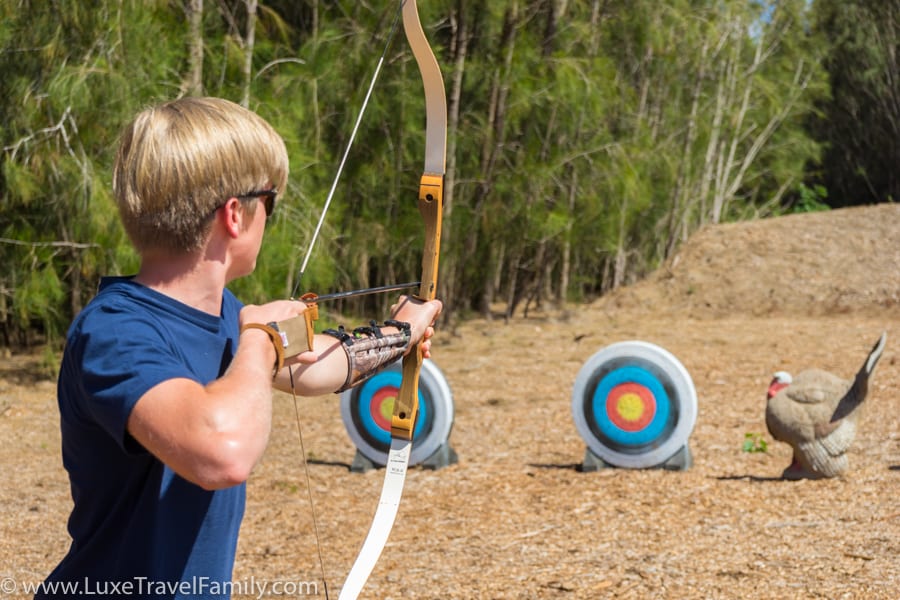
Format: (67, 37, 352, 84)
(62, 306, 199, 452)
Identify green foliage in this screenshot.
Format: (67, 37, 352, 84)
(792, 183, 830, 213)
(0, 0, 847, 347)
(742, 432, 769, 453)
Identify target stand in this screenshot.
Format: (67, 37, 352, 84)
(340, 359, 457, 473)
(571, 341, 697, 472)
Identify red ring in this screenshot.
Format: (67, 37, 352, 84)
(605, 382, 656, 431)
(369, 387, 399, 431)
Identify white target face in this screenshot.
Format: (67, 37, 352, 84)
(340, 359, 454, 466)
(571, 341, 697, 468)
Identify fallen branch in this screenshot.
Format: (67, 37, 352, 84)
(0, 237, 98, 249)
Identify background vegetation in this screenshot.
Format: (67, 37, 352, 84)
(1, 0, 896, 349)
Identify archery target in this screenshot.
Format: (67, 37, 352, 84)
(571, 341, 697, 469)
(341, 359, 453, 467)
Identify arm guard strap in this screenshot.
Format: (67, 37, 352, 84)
(324, 320, 412, 392)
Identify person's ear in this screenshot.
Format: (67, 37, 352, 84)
(220, 197, 243, 238)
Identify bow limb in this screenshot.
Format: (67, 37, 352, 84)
(337, 2, 446, 598)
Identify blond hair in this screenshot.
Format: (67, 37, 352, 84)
(114, 97, 289, 253)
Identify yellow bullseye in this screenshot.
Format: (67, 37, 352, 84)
(616, 393, 645, 422)
(379, 396, 396, 422)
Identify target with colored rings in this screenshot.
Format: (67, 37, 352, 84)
(341, 359, 454, 467)
(572, 341, 697, 469)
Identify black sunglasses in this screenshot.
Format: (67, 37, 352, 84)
(235, 188, 278, 217)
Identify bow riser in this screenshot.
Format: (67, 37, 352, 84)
(392, 173, 443, 439)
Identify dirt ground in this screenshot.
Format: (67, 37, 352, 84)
(1, 204, 899, 599)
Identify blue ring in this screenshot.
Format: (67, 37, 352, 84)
(355, 371, 429, 444)
(591, 365, 671, 447)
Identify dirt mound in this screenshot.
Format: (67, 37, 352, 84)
(601, 203, 900, 317)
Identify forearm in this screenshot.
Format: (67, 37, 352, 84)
(269, 296, 440, 397)
(274, 322, 413, 396)
(272, 333, 350, 396)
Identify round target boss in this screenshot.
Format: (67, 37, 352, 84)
(341, 359, 454, 467)
(571, 341, 697, 468)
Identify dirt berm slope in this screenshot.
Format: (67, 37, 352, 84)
(600, 203, 900, 318)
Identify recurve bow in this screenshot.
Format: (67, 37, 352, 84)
(337, 1, 447, 598)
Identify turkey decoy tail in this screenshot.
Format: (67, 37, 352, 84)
(832, 331, 887, 423)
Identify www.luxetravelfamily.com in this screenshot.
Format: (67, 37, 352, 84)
(1, 575, 320, 597)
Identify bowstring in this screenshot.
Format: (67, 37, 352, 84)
(289, 5, 407, 598)
(289, 366, 330, 600)
(292, 3, 406, 299)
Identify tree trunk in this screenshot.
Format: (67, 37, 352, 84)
(467, 1, 518, 318)
(559, 165, 576, 307)
(441, 0, 470, 327)
(186, 0, 204, 96)
(240, 0, 258, 108)
(665, 36, 709, 258)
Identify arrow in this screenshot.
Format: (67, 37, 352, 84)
(303, 281, 420, 303)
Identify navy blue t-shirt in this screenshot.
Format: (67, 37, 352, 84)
(38, 277, 246, 599)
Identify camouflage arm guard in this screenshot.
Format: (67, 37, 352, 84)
(324, 319, 412, 392)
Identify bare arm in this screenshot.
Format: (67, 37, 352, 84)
(274, 295, 443, 396)
(126, 299, 309, 490)
(125, 296, 441, 490)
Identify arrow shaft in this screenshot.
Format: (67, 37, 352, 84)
(307, 281, 420, 303)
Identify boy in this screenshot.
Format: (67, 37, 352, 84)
(36, 97, 442, 598)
